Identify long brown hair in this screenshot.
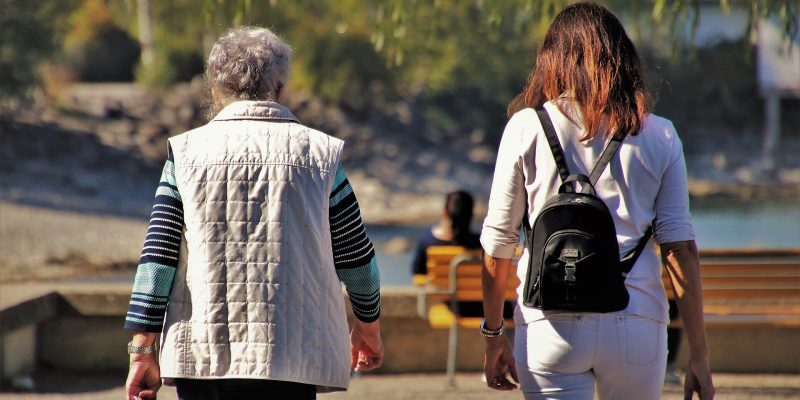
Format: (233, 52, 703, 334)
(445, 191, 475, 246)
(509, 2, 650, 139)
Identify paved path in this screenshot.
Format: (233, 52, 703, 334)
(1, 371, 798, 399)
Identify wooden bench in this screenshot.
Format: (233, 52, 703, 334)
(665, 248, 800, 327)
(414, 246, 519, 386)
(416, 246, 800, 383)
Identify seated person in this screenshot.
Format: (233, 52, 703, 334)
(411, 190, 514, 318)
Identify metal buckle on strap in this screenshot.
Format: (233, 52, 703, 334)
(562, 249, 579, 283)
(565, 263, 577, 282)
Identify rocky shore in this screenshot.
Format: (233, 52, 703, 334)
(4, 82, 798, 223)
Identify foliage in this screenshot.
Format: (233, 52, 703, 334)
(368, 0, 797, 65)
(134, 48, 177, 88)
(646, 39, 761, 131)
(3, 0, 797, 141)
(0, 0, 60, 98)
(63, 0, 141, 82)
(68, 27, 140, 82)
(303, 31, 396, 116)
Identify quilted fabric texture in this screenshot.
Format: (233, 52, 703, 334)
(159, 101, 351, 389)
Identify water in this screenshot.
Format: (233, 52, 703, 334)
(690, 199, 800, 249)
(368, 199, 800, 286)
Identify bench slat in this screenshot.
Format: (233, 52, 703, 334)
(699, 288, 800, 298)
(663, 279, 800, 290)
(699, 248, 800, 258)
(704, 304, 800, 315)
(698, 263, 800, 273)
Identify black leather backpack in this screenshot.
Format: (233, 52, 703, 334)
(521, 106, 652, 312)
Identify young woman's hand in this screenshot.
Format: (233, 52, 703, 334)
(484, 336, 518, 391)
(684, 356, 715, 399)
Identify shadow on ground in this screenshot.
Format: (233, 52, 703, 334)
(0, 117, 159, 219)
(1, 368, 126, 394)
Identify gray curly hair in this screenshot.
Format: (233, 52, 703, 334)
(206, 27, 291, 103)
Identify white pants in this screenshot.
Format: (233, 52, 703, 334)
(514, 313, 667, 400)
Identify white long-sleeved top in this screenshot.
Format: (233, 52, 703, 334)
(481, 101, 695, 324)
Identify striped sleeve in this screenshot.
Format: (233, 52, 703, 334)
(124, 146, 184, 332)
(330, 164, 381, 323)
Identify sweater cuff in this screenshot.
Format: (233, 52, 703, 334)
(124, 320, 164, 333)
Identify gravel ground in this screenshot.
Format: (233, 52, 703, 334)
(0, 201, 146, 282)
(1, 371, 798, 399)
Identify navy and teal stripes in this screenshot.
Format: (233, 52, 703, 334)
(330, 165, 381, 322)
(124, 146, 184, 332)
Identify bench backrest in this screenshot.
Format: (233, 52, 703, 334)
(423, 246, 799, 305)
(662, 248, 800, 301)
(425, 246, 519, 301)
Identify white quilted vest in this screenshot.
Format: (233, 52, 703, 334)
(159, 101, 351, 390)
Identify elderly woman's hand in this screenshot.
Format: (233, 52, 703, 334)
(126, 353, 161, 400)
(350, 319, 384, 372)
(484, 336, 518, 391)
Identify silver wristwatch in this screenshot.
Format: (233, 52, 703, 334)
(127, 341, 157, 355)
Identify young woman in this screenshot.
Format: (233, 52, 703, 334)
(411, 190, 481, 276)
(479, 3, 715, 399)
(411, 191, 514, 318)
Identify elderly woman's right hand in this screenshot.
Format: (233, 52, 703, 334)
(126, 353, 161, 400)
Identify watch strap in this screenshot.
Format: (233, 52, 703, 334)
(127, 341, 157, 355)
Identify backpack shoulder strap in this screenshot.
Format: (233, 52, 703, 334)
(525, 105, 567, 243)
(535, 105, 570, 182)
(588, 131, 626, 185)
(620, 224, 654, 274)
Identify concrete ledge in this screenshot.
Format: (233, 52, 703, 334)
(0, 292, 61, 335)
(59, 290, 131, 317)
(682, 326, 800, 373)
(1, 285, 799, 375)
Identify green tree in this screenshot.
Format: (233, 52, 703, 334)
(64, 0, 141, 82)
(0, 1, 59, 98)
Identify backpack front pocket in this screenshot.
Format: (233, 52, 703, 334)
(540, 230, 595, 309)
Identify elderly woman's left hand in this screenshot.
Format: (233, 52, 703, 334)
(484, 336, 518, 391)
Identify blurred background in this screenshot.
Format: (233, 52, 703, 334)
(0, 0, 798, 293)
(0, 1, 799, 397)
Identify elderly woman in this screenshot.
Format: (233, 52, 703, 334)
(480, 3, 714, 399)
(124, 27, 384, 400)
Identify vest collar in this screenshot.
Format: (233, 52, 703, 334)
(212, 101, 300, 123)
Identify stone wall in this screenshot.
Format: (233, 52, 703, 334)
(3, 286, 797, 376)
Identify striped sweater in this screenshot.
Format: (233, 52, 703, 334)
(124, 147, 381, 332)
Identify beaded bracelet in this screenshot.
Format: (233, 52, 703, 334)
(480, 319, 505, 337)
